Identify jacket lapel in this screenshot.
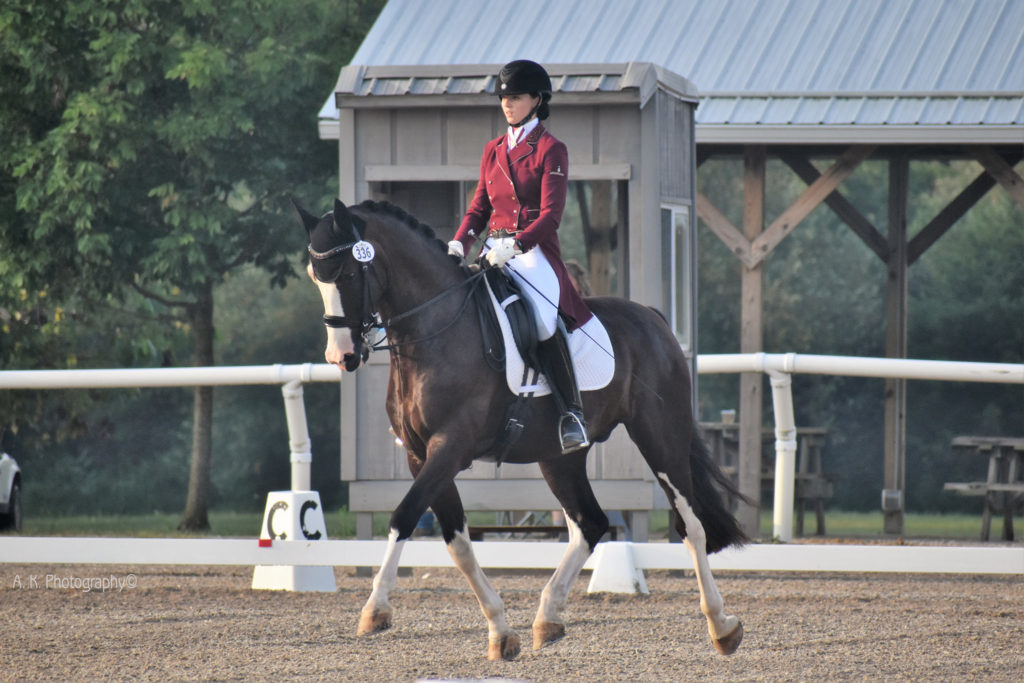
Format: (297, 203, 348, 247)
(495, 137, 513, 184)
(508, 124, 544, 165)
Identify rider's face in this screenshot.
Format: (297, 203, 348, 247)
(501, 93, 540, 126)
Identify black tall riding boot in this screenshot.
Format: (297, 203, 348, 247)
(538, 323, 589, 454)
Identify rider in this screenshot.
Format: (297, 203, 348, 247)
(448, 59, 592, 454)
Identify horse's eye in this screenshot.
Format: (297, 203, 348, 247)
(342, 271, 357, 282)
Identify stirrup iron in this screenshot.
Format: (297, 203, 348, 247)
(559, 410, 589, 454)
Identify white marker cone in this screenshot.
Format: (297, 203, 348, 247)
(587, 541, 649, 594)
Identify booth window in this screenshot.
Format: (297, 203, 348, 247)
(661, 204, 694, 354)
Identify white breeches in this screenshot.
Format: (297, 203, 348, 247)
(486, 238, 560, 340)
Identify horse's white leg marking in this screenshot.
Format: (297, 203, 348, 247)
(306, 262, 353, 365)
(657, 472, 739, 642)
(532, 510, 591, 647)
(447, 527, 519, 658)
(357, 528, 405, 634)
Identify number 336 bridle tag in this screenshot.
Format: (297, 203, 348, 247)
(352, 241, 375, 263)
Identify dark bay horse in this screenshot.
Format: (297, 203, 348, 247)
(297, 198, 746, 660)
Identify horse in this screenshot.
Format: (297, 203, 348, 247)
(296, 197, 747, 661)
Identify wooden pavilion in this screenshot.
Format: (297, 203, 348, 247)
(319, 0, 1024, 536)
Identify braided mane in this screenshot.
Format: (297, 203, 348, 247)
(355, 200, 448, 255)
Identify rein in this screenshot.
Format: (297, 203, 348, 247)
(369, 270, 487, 352)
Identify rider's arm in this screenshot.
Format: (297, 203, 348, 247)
(514, 136, 568, 252)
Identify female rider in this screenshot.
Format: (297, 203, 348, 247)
(448, 60, 592, 454)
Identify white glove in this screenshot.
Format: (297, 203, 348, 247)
(485, 237, 520, 268)
(447, 240, 464, 259)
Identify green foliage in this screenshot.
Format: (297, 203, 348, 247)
(0, 0, 383, 518)
(209, 263, 344, 511)
(1, 0, 382, 364)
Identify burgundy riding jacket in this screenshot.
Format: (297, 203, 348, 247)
(454, 124, 593, 330)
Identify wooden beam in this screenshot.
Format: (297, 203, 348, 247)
(738, 145, 766, 539)
(780, 153, 888, 262)
(749, 145, 876, 266)
(907, 172, 996, 265)
(696, 192, 755, 268)
(967, 146, 1024, 209)
(908, 151, 1023, 265)
(883, 155, 909, 537)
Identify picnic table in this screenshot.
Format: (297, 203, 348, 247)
(699, 423, 833, 536)
(943, 436, 1024, 541)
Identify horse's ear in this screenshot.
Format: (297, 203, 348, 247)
(333, 198, 365, 241)
(291, 197, 320, 235)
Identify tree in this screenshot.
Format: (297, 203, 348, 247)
(0, 0, 383, 528)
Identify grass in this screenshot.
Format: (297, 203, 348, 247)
(7, 508, 995, 541)
(19, 511, 268, 538)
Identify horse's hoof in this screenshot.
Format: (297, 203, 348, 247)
(713, 620, 743, 655)
(488, 633, 521, 661)
(532, 620, 565, 650)
(356, 607, 392, 636)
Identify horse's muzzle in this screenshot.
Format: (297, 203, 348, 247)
(342, 342, 371, 372)
(343, 353, 361, 372)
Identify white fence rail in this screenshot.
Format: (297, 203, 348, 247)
(698, 352, 1024, 384)
(0, 362, 342, 389)
(3, 537, 1022, 575)
(0, 363, 342, 491)
(697, 353, 1023, 540)
(1, 354, 1021, 571)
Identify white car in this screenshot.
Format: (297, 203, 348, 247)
(0, 451, 22, 532)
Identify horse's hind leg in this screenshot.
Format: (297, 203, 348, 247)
(432, 481, 521, 661)
(533, 454, 609, 650)
(656, 472, 743, 655)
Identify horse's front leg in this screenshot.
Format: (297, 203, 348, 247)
(357, 369, 406, 636)
(357, 528, 404, 635)
(428, 472, 519, 660)
(359, 445, 520, 661)
(657, 473, 744, 655)
(356, 447, 427, 636)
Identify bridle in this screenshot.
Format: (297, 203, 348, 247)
(308, 239, 487, 354)
(307, 241, 379, 340)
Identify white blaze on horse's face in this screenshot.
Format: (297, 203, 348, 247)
(307, 262, 354, 367)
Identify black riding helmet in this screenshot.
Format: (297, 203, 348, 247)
(495, 59, 551, 124)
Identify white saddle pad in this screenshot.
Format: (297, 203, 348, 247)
(486, 279, 615, 397)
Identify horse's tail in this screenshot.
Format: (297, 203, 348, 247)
(689, 427, 751, 553)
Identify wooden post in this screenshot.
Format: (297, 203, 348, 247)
(883, 155, 909, 535)
(738, 145, 766, 537)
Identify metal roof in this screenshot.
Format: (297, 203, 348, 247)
(331, 62, 696, 102)
(322, 0, 1024, 143)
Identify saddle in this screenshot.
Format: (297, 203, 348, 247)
(470, 265, 542, 463)
(473, 265, 541, 375)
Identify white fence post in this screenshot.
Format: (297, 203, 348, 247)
(281, 378, 312, 492)
(767, 370, 797, 542)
